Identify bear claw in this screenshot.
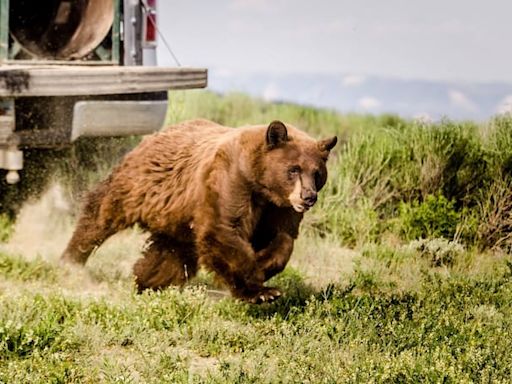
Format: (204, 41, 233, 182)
(247, 287, 282, 304)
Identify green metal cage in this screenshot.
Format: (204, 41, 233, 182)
(0, 0, 121, 64)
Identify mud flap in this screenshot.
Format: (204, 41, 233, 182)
(71, 99, 167, 141)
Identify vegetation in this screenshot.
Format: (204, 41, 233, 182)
(168, 91, 512, 251)
(1, 90, 512, 382)
(1, 246, 511, 383)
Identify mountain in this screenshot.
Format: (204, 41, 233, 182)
(208, 70, 512, 121)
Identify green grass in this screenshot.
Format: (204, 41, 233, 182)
(0, 214, 12, 242)
(1, 248, 511, 383)
(0, 252, 57, 282)
(2, 90, 512, 382)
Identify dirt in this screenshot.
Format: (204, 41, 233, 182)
(1, 183, 73, 262)
(291, 236, 359, 288)
(1, 182, 359, 297)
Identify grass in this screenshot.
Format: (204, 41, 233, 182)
(1, 246, 511, 383)
(1, 90, 512, 382)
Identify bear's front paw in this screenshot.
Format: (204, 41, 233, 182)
(246, 287, 282, 304)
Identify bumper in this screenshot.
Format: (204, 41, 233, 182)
(71, 99, 167, 141)
(0, 66, 207, 97)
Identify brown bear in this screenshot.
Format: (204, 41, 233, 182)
(61, 119, 337, 303)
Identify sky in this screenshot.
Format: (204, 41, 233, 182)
(158, 0, 512, 83)
(156, 0, 512, 119)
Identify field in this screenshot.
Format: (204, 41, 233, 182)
(2, 90, 512, 382)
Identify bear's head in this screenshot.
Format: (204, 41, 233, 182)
(257, 120, 337, 213)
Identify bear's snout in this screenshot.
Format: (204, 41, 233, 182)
(302, 190, 318, 208)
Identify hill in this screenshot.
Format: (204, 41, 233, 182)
(210, 70, 512, 121)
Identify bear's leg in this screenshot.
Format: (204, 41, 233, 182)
(60, 216, 115, 265)
(255, 232, 294, 281)
(60, 183, 119, 265)
(133, 233, 198, 292)
(197, 233, 280, 304)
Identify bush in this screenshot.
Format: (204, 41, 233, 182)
(474, 177, 512, 250)
(309, 114, 512, 249)
(397, 194, 461, 241)
(405, 238, 464, 267)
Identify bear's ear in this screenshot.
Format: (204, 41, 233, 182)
(266, 121, 288, 148)
(318, 136, 338, 152)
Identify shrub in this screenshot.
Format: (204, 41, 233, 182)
(485, 115, 512, 178)
(405, 238, 464, 267)
(475, 177, 512, 251)
(396, 194, 461, 241)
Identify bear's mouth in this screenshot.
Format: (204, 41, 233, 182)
(292, 203, 309, 213)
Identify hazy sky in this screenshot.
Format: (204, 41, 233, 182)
(157, 0, 512, 83)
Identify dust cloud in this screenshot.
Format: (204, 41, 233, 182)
(2, 181, 146, 260)
(1, 183, 74, 262)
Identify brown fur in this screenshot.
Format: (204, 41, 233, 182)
(61, 119, 336, 303)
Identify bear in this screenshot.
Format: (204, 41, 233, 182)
(60, 119, 337, 303)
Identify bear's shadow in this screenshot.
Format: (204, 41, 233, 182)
(184, 267, 319, 318)
(240, 268, 319, 319)
(240, 271, 357, 320)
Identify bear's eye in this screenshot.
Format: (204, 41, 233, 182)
(314, 170, 324, 189)
(288, 166, 301, 178)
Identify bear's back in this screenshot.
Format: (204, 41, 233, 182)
(105, 120, 238, 235)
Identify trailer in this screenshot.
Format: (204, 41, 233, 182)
(0, 0, 207, 214)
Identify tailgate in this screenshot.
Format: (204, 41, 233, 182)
(0, 65, 207, 97)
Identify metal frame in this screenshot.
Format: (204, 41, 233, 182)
(123, 0, 143, 65)
(0, 0, 8, 62)
(1, 0, 121, 64)
(111, 0, 121, 63)
(0, 66, 207, 97)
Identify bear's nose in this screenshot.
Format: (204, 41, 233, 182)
(302, 191, 317, 207)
